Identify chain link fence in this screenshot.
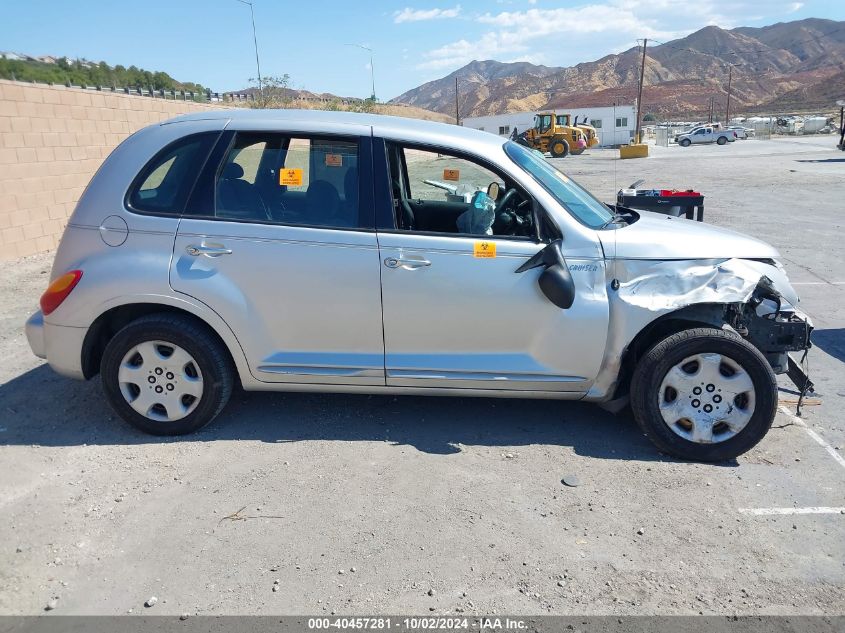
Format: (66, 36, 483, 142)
(751, 121, 773, 140)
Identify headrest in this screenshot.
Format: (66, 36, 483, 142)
(222, 163, 245, 180)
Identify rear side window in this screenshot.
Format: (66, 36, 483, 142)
(128, 132, 218, 214)
(214, 132, 361, 228)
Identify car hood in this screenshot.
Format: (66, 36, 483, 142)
(603, 210, 779, 260)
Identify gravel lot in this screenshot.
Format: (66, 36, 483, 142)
(0, 134, 843, 616)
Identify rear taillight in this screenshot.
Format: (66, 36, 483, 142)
(40, 270, 83, 316)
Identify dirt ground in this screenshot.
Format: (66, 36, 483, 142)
(0, 135, 843, 617)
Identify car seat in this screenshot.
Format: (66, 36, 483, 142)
(339, 167, 359, 227)
(305, 180, 341, 226)
(216, 163, 269, 220)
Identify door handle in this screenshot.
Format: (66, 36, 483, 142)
(186, 244, 232, 258)
(384, 257, 431, 269)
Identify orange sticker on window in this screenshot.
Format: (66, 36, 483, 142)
(443, 169, 460, 181)
(279, 168, 303, 186)
(473, 241, 496, 258)
(325, 154, 343, 167)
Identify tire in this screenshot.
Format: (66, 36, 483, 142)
(550, 139, 569, 158)
(101, 313, 234, 435)
(679, 138, 691, 147)
(630, 328, 777, 462)
(717, 136, 727, 145)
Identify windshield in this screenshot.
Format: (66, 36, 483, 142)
(504, 141, 614, 228)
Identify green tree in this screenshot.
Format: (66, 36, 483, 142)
(0, 55, 207, 95)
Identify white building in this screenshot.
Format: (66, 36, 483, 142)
(461, 104, 638, 147)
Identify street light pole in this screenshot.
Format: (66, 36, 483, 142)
(346, 44, 376, 101)
(236, 0, 263, 98)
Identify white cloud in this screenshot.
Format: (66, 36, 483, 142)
(418, 3, 686, 71)
(416, 0, 806, 73)
(393, 5, 461, 23)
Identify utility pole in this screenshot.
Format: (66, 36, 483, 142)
(634, 38, 648, 144)
(725, 64, 733, 125)
(455, 77, 460, 125)
(235, 0, 262, 99)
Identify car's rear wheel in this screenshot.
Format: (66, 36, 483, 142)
(679, 138, 691, 147)
(101, 314, 233, 435)
(630, 328, 777, 461)
(717, 136, 728, 145)
(550, 139, 569, 158)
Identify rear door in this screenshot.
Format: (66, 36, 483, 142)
(169, 126, 385, 385)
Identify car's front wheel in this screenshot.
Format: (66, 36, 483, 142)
(101, 313, 234, 435)
(679, 138, 691, 147)
(630, 328, 777, 461)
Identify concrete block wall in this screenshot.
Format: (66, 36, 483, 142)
(0, 80, 226, 261)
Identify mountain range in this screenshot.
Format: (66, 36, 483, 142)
(390, 18, 845, 118)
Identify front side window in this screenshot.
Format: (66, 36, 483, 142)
(128, 133, 218, 214)
(213, 133, 360, 228)
(387, 144, 537, 239)
(504, 141, 613, 229)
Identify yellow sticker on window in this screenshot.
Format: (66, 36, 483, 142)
(474, 241, 496, 258)
(443, 168, 460, 181)
(279, 168, 303, 186)
(325, 154, 343, 167)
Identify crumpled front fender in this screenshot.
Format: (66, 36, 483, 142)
(585, 257, 803, 401)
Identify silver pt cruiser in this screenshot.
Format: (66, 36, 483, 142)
(26, 110, 813, 461)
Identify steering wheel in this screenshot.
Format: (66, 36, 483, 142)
(495, 187, 519, 213)
(492, 189, 533, 236)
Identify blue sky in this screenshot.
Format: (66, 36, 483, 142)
(1, 0, 842, 99)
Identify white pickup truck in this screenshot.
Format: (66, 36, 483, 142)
(676, 126, 736, 147)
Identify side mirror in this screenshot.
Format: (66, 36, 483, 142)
(514, 239, 575, 309)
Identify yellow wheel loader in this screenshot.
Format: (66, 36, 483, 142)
(514, 112, 598, 157)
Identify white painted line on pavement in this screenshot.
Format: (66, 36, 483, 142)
(778, 405, 845, 471)
(791, 281, 845, 285)
(739, 507, 845, 516)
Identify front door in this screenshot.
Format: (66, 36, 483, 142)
(692, 128, 710, 143)
(377, 142, 608, 392)
(170, 129, 385, 385)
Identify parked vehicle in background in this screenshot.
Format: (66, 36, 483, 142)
(676, 126, 736, 146)
(727, 126, 750, 139)
(25, 110, 814, 461)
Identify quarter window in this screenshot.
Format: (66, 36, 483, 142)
(214, 133, 361, 228)
(128, 133, 218, 214)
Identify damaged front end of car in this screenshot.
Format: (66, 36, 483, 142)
(725, 275, 814, 395)
(589, 257, 814, 408)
